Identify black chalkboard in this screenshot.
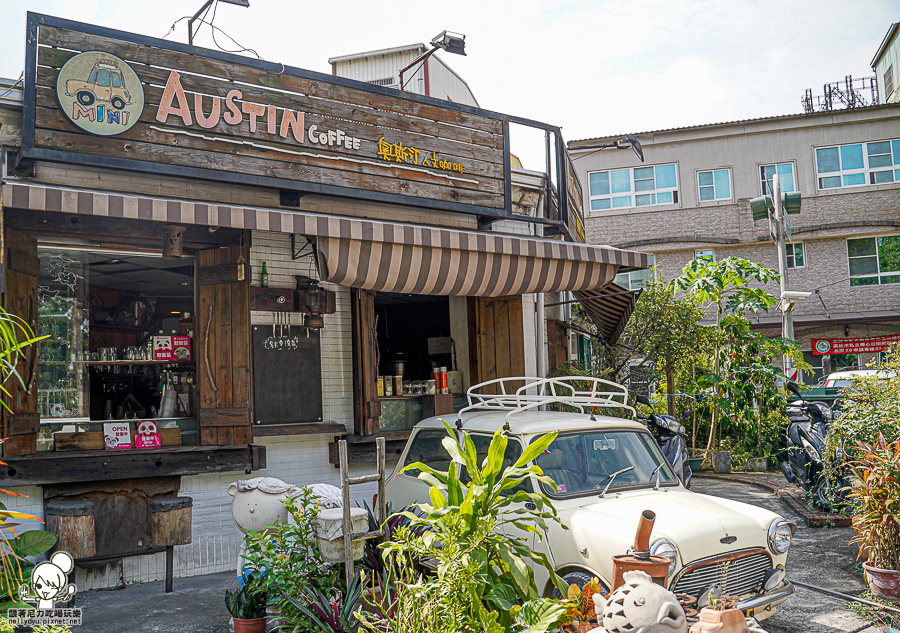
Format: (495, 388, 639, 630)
(252, 325, 323, 425)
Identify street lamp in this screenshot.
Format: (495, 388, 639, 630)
(571, 133, 645, 163)
(398, 31, 467, 92)
(188, 0, 249, 46)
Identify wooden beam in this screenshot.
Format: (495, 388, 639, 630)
(253, 423, 346, 437)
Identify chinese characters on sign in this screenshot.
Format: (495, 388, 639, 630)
(8, 608, 83, 626)
(377, 137, 466, 174)
(812, 334, 900, 355)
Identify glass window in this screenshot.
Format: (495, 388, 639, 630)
(588, 164, 678, 213)
(760, 163, 795, 195)
(403, 429, 452, 475)
(615, 254, 655, 290)
(694, 249, 714, 262)
(847, 236, 900, 286)
(698, 169, 731, 201)
(96, 69, 111, 87)
(816, 138, 900, 190)
(111, 73, 122, 88)
(786, 242, 805, 269)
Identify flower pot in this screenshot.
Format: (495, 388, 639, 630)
(689, 607, 749, 632)
(233, 616, 267, 633)
(575, 622, 596, 633)
(688, 457, 704, 472)
(712, 451, 732, 474)
(863, 562, 900, 603)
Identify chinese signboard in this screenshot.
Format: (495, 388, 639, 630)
(811, 335, 900, 355)
(153, 335, 192, 362)
(23, 14, 508, 217)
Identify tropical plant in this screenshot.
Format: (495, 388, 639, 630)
(225, 572, 268, 619)
(0, 306, 48, 413)
(558, 577, 604, 631)
(282, 571, 362, 633)
(846, 591, 900, 628)
(848, 434, 900, 571)
(241, 488, 342, 633)
(356, 421, 567, 633)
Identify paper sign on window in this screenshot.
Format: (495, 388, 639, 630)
(153, 336, 192, 362)
(103, 422, 132, 450)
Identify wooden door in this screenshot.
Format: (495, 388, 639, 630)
(351, 289, 380, 436)
(2, 228, 40, 456)
(196, 246, 252, 445)
(468, 296, 525, 384)
(547, 320, 568, 372)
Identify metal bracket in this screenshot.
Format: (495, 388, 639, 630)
(291, 234, 315, 260)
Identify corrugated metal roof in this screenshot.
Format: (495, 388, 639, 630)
(328, 43, 426, 65)
(568, 101, 900, 149)
(871, 22, 899, 67)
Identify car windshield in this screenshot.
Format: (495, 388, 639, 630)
(535, 430, 677, 497)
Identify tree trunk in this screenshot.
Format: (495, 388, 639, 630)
(666, 363, 676, 417)
(706, 309, 722, 453)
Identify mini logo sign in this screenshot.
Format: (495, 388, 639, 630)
(11, 551, 83, 626)
(56, 51, 144, 136)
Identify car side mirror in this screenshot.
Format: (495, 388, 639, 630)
(636, 394, 651, 407)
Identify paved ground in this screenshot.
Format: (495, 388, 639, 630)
(691, 477, 872, 633)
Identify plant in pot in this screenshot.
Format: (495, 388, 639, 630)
(557, 577, 605, 632)
(848, 433, 900, 602)
(225, 572, 268, 633)
(689, 595, 748, 633)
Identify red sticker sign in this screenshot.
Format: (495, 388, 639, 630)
(811, 335, 900, 355)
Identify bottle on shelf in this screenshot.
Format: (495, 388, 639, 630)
(260, 262, 269, 288)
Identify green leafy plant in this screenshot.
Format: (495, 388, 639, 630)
(241, 488, 341, 632)
(0, 306, 48, 413)
(846, 591, 900, 628)
(225, 571, 268, 619)
(357, 421, 567, 633)
(282, 571, 362, 633)
(558, 577, 605, 631)
(848, 434, 900, 571)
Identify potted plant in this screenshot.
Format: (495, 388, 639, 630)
(849, 434, 900, 602)
(558, 577, 604, 632)
(225, 572, 268, 633)
(689, 596, 747, 633)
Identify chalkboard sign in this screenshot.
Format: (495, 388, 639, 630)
(252, 325, 323, 425)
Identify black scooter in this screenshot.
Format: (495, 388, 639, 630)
(780, 381, 846, 510)
(636, 395, 692, 489)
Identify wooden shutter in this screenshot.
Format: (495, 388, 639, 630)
(547, 320, 568, 371)
(351, 289, 380, 436)
(2, 228, 40, 457)
(196, 246, 252, 445)
(468, 296, 525, 384)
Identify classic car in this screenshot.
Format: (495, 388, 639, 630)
(385, 377, 795, 621)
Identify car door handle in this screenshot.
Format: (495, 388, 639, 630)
(524, 501, 536, 510)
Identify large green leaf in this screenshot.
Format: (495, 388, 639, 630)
(485, 582, 518, 611)
(512, 431, 558, 470)
(11, 530, 57, 557)
(514, 598, 566, 633)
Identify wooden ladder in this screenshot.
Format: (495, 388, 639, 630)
(337, 436, 386, 588)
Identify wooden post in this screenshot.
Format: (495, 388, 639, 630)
(339, 439, 353, 589)
(376, 437, 386, 524)
(165, 545, 174, 593)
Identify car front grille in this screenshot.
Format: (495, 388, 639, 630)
(672, 549, 772, 597)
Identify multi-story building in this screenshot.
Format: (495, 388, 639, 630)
(873, 22, 899, 104)
(570, 100, 900, 381)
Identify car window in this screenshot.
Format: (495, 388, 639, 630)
(535, 430, 676, 497)
(111, 73, 121, 88)
(96, 69, 111, 87)
(88, 68, 97, 83)
(402, 429, 451, 476)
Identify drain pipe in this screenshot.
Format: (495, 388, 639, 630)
(536, 292, 546, 378)
(788, 578, 900, 615)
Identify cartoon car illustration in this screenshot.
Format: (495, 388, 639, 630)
(65, 59, 132, 110)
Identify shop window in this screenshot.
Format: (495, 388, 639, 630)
(694, 249, 714, 262)
(37, 247, 199, 451)
(588, 164, 678, 213)
(697, 169, 731, 201)
(816, 139, 900, 190)
(786, 242, 805, 269)
(847, 235, 900, 286)
(760, 163, 796, 196)
(615, 254, 655, 290)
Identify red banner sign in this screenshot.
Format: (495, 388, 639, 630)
(811, 335, 900, 355)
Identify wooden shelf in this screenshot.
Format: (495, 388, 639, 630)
(85, 360, 195, 366)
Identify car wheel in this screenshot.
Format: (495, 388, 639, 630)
(551, 571, 603, 599)
(76, 91, 95, 106)
(111, 97, 126, 110)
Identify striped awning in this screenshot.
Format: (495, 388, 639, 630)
(574, 284, 641, 344)
(2, 182, 647, 297)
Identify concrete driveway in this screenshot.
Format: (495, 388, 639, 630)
(691, 477, 871, 633)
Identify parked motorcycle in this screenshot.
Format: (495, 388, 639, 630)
(635, 395, 693, 489)
(780, 381, 847, 510)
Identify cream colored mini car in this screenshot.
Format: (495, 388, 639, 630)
(386, 377, 795, 621)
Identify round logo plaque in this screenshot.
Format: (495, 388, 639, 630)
(815, 339, 832, 354)
(56, 51, 144, 136)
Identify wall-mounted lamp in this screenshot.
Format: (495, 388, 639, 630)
(295, 276, 336, 331)
(572, 133, 645, 163)
(399, 30, 467, 91)
(163, 225, 186, 259)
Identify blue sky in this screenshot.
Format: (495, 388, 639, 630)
(1, 0, 895, 166)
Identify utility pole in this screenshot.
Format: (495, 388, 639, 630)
(771, 173, 794, 358)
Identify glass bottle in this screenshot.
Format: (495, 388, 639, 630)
(260, 262, 269, 288)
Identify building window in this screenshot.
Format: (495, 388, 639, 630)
(697, 169, 731, 201)
(614, 254, 655, 290)
(786, 242, 805, 269)
(847, 235, 900, 286)
(816, 139, 900, 189)
(885, 65, 894, 99)
(694, 249, 714, 262)
(588, 164, 677, 212)
(760, 163, 796, 195)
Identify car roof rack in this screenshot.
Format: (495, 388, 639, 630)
(455, 376, 635, 428)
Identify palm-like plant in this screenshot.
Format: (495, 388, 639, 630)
(849, 433, 900, 571)
(0, 306, 47, 413)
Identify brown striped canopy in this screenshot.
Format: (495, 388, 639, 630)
(574, 284, 641, 344)
(2, 182, 647, 297)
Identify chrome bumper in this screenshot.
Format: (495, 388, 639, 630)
(736, 581, 795, 613)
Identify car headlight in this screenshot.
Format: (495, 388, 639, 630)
(650, 539, 678, 575)
(768, 519, 794, 555)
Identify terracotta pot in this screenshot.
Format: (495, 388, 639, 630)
(689, 607, 749, 633)
(863, 562, 900, 603)
(575, 622, 596, 633)
(233, 616, 267, 633)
